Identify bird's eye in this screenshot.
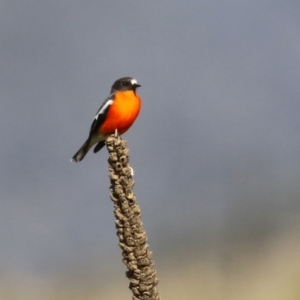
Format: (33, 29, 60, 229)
(122, 81, 129, 86)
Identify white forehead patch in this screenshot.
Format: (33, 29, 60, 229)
(131, 78, 138, 85)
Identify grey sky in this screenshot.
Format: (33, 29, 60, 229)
(1, 0, 300, 285)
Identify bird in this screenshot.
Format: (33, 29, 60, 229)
(71, 77, 141, 163)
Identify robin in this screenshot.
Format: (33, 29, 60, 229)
(71, 77, 141, 162)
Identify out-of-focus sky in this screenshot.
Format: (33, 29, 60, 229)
(1, 0, 300, 298)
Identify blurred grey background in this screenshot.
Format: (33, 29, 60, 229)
(1, 1, 300, 299)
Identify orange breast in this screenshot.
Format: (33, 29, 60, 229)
(100, 90, 141, 135)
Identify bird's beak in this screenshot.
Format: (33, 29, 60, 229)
(131, 79, 141, 88)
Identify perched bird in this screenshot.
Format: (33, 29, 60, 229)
(71, 77, 141, 162)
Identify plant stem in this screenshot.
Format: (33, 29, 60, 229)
(106, 134, 161, 300)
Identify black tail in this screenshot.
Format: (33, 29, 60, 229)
(71, 138, 92, 163)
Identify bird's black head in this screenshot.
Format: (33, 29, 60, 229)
(111, 77, 141, 93)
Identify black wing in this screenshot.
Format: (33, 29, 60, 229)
(90, 93, 115, 134)
(93, 141, 106, 153)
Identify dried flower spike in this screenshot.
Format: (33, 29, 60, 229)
(106, 134, 161, 300)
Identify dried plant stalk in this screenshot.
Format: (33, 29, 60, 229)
(106, 134, 161, 300)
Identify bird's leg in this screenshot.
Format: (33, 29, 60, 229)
(129, 167, 134, 176)
(114, 129, 119, 137)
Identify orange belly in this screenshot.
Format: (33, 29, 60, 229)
(99, 90, 141, 135)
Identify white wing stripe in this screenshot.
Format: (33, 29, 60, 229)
(95, 99, 113, 120)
